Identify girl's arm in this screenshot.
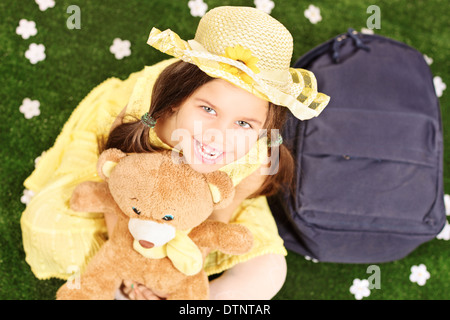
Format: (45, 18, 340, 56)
(209, 253, 287, 299)
(207, 164, 287, 300)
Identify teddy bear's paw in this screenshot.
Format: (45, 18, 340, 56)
(219, 224, 254, 255)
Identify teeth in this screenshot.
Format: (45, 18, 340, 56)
(196, 140, 222, 160)
(202, 145, 215, 155)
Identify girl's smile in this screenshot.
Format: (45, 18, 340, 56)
(193, 137, 225, 164)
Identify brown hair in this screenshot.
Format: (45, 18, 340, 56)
(250, 103, 295, 198)
(102, 60, 295, 197)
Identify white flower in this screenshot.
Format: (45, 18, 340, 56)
(19, 98, 40, 119)
(445, 194, 450, 215)
(436, 220, 450, 240)
(304, 255, 319, 263)
(25, 43, 46, 64)
(409, 264, 430, 286)
(423, 54, 433, 66)
(304, 4, 322, 24)
(255, 0, 275, 14)
(21, 189, 35, 205)
(188, 0, 208, 17)
(360, 27, 374, 35)
(349, 279, 370, 300)
(434, 76, 446, 97)
(35, 0, 55, 11)
(109, 38, 131, 60)
(16, 19, 37, 39)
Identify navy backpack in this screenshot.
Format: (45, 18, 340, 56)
(268, 29, 446, 263)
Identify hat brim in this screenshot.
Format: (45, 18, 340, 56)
(147, 28, 330, 120)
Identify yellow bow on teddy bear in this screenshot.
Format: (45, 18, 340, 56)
(132, 229, 203, 276)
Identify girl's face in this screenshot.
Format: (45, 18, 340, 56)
(164, 79, 268, 173)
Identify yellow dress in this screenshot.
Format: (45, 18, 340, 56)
(20, 58, 287, 280)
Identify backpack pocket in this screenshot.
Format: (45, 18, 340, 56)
(297, 108, 442, 234)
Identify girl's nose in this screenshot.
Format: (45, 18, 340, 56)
(201, 123, 226, 148)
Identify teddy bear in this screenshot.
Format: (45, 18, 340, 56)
(56, 148, 253, 300)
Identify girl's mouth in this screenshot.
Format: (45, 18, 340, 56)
(193, 138, 224, 164)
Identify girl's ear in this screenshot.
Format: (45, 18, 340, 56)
(204, 171, 235, 210)
(97, 148, 127, 181)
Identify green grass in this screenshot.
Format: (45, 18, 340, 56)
(1, 0, 448, 300)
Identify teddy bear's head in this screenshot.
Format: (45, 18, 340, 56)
(96, 148, 235, 249)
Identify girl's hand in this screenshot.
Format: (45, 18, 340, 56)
(121, 280, 166, 300)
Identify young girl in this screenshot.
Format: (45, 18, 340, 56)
(20, 6, 329, 299)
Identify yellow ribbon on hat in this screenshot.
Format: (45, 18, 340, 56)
(133, 229, 203, 276)
(147, 27, 330, 121)
(188, 38, 290, 85)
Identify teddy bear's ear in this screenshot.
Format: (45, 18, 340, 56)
(97, 148, 127, 180)
(204, 171, 235, 210)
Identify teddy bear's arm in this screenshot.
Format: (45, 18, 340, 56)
(189, 220, 253, 255)
(70, 181, 121, 215)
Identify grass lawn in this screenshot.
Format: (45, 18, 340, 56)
(1, 0, 448, 300)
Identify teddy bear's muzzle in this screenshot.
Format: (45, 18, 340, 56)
(128, 218, 176, 248)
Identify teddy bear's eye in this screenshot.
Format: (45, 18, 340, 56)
(162, 214, 174, 221)
(132, 207, 141, 215)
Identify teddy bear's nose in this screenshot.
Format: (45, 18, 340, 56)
(139, 240, 154, 249)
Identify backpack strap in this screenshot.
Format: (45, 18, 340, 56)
(332, 28, 370, 63)
(295, 28, 371, 67)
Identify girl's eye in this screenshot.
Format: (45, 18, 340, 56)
(236, 120, 252, 129)
(202, 106, 216, 115)
(162, 214, 174, 221)
(132, 207, 141, 215)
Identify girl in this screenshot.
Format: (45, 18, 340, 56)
(21, 6, 329, 299)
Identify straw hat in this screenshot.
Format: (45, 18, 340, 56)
(147, 6, 330, 120)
